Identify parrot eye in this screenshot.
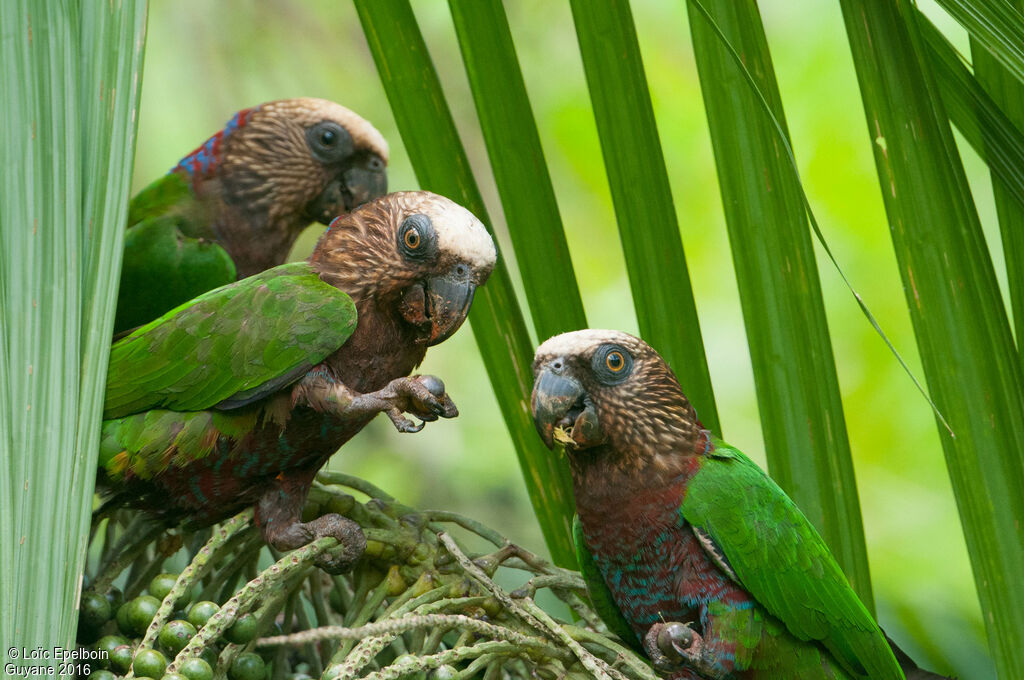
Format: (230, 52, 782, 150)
(398, 214, 438, 260)
(593, 344, 633, 384)
(404, 228, 421, 249)
(306, 121, 354, 163)
(605, 351, 625, 372)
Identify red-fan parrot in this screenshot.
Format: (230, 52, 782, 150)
(99, 191, 494, 572)
(116, 97, 388, 333)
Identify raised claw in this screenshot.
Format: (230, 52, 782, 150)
(409, 374, 458, 418)
(645, 622, 723, 680)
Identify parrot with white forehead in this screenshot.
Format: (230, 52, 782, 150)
(99, 191, 495, 571)
(530, 329, 909, 679)
(115, 97, 389, 333)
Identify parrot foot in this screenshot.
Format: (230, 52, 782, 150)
(262, 513, 366, 575)
(361, 374, 458, 433)
(644, 622, 724, 680)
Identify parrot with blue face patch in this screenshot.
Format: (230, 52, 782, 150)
(115, 97, 388, 333)
(99, 191, 495, 572)
(530, 329, 921, 680)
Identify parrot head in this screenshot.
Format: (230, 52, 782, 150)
(183, 97, 389, 226)
(531, 329, 704, 467)
(310, 191, 496, 346)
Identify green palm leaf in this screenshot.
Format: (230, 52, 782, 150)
(0, 0, 146, 653)
(687, 0, 873, 609)
(354, 0, 578, 568)
(839, 2, 1024, 676)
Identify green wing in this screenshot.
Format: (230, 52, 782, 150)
(573, 515, 643, 652)
(681, 439, 903, 680)
(104, 261, 356, 419)
(128, 172, 203, 228)
(116, 173, 234, 333)
(115, 217, 236, 333)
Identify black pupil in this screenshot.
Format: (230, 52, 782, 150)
(321, 129, 335, 145)
(608, 353, 622, 369)
(406, 229, 419, 246)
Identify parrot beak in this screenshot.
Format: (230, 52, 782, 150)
(423, 266, 476, 346)
(306, 166, 388, 225)
(531, 366, 605, 450)
(340, 165, 388, 212)
(400, 264, 477, 346)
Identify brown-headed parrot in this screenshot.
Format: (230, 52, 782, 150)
(530, 329, 906, 680)
(99, 191, 495, 572)
(115, 97, 389, 333)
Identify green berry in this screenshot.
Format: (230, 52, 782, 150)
(178, 656, 214, 680)
(199, 645, 220, 668)
(149, 572, 192, 607)
(163, 674, 190, 680)
(132, 648, 167, 678)
(93, 634, 129, 668)
(115, 601, 132, 635)
(126, 594, 161, 635)
(147, 572, 178, 600)
(109, 644, 133, 674)
(186, 600, 220, 628)
(158, 619, 197, 655)
(87, 671, 117, 680)
(228, 652, 267, 680)
(224, 612, 258, 644)
(79, 591, 112, 630)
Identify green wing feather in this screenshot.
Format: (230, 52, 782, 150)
(116, 173, 234, 333)
(128, 172, 207, 228)
(115, 218, 236, 333)
(681, 439, 903, 680)
(573, 515, 643, 652)
(104, 261, 357, 419)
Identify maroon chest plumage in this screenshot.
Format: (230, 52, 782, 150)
(576, 468, 750, 639)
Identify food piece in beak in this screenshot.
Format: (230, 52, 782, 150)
(531, 366, 605, 450)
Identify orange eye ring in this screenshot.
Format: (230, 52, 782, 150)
(605, 350, 625, 372)
(404, 228, 421, 249)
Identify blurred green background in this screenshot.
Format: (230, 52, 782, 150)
(134, 1, 998, 676)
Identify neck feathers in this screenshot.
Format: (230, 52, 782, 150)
(173, 107, 258, 181)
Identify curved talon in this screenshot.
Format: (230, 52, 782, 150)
(385, 407, 425, 433)
(403, 419, 426, 433)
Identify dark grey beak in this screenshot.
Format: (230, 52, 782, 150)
(531, 367, 585, 449)
(424, 266, 476, 346)
(307, 166, 388, 225)
(341, 165, 388, 211)
(531, 364, 605, 450)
